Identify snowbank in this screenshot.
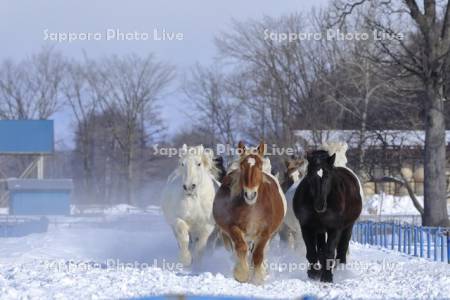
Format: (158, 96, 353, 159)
(363, 194, 423, 215)
(103, 204, 141, 215)
(70, 204, 145, 216)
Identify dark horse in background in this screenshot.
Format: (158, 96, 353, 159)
(213, 156, 227, 183)
(293, 150, 362, 283)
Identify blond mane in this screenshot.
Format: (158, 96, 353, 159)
(168, 144, 219, 183)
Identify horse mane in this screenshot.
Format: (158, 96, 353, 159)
(167, 168, 180, 183)
(167, 145, 220, 183)
(201, 147, 220, 181)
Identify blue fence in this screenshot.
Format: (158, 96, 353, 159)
(352, 221, 450, 263)
(0, 217, 49, 237)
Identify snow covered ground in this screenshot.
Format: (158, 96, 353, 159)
(362, 194, 424, 215)
(0, 208, 449, 299)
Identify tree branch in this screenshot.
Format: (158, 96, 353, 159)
(371, 175, 424, 215)
(403, 0, 427, 30)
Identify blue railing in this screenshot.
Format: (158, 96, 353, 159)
(352, 221, 450, 263)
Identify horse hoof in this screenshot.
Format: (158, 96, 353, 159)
(333, 258, 346, 268)
(307, 269, 321, 280)
(180, 252, 192, 266)
(252, 266, 267, 285)
(320, 271, 333, 283)
(233, 264, 250, 283)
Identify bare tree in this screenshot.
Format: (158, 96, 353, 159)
(215, 12, 355, 146)
(183, 64, 242, 146)
(215, 15, 311, 146)
(333, 0, 449, 226)
(0, 47, 64, 119)
(61, 59, 99, 203)
(92, 54, 175, 205)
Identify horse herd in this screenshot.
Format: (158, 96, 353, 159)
(161, 142, 362, 284)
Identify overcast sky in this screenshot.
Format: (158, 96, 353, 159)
(0, 0, 329, 147)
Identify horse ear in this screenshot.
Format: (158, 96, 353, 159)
(180, 144, 188, 156)
(197, 144, 205, 154)
(328, 153, 336, 167)
(285, 159, 291, 168)
(306, 151, 313, 162)
(237, 141, 246, 156)
(257, 141, 266, 156)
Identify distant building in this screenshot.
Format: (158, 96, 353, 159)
(293, 130, 450, 200)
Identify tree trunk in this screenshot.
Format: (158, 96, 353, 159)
(125, 149, 134, 205)
(358, 92, 369, 177)
(422, 84, 449, 226)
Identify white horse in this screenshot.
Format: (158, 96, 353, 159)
(282, 142, 352, 252)
(162, 144, 219, 266)
(320, 141, 348, 167)
(281, 161, 307, 252)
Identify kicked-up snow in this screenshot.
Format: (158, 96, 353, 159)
(0, 208, 448, 299)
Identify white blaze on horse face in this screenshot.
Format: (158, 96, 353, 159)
(317, 168, 323, 178)
(247, 157, 256, 167)
(180, 154, 203, 195)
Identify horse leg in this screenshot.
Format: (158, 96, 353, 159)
(321, 229, 342, 283)
(301, 226, 320, 280)
(206, 226, 220, 250)
(287, 228, 297, 249)
(174, 218, 192, 266)
(229, 226, 249, 282)
(278, 224, 291, 247)
(294, 229, 307, 256)
(193, 228, 213, 261)
(317, 232, 326, 270)
(252, 232, 270, 284)
(336, 225, 353, 264)
(221, 231, 233, 251)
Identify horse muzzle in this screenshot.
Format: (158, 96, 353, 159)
(243, 188, 258, 205)
(183, 183, 197, 196)
(314, 202, 327, 213)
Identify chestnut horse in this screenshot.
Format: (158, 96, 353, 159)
(293, 150, 362, 283)
(213, 141, 285, 284)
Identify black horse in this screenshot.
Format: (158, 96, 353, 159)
(293, 150, 362, 282)
(213, 156, 227, 183)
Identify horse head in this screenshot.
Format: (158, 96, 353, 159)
(285, 156, 306, 183)
(179, 144, 216, 196)
(237, 141, 266, 205)
(306, 150, 336, 213)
